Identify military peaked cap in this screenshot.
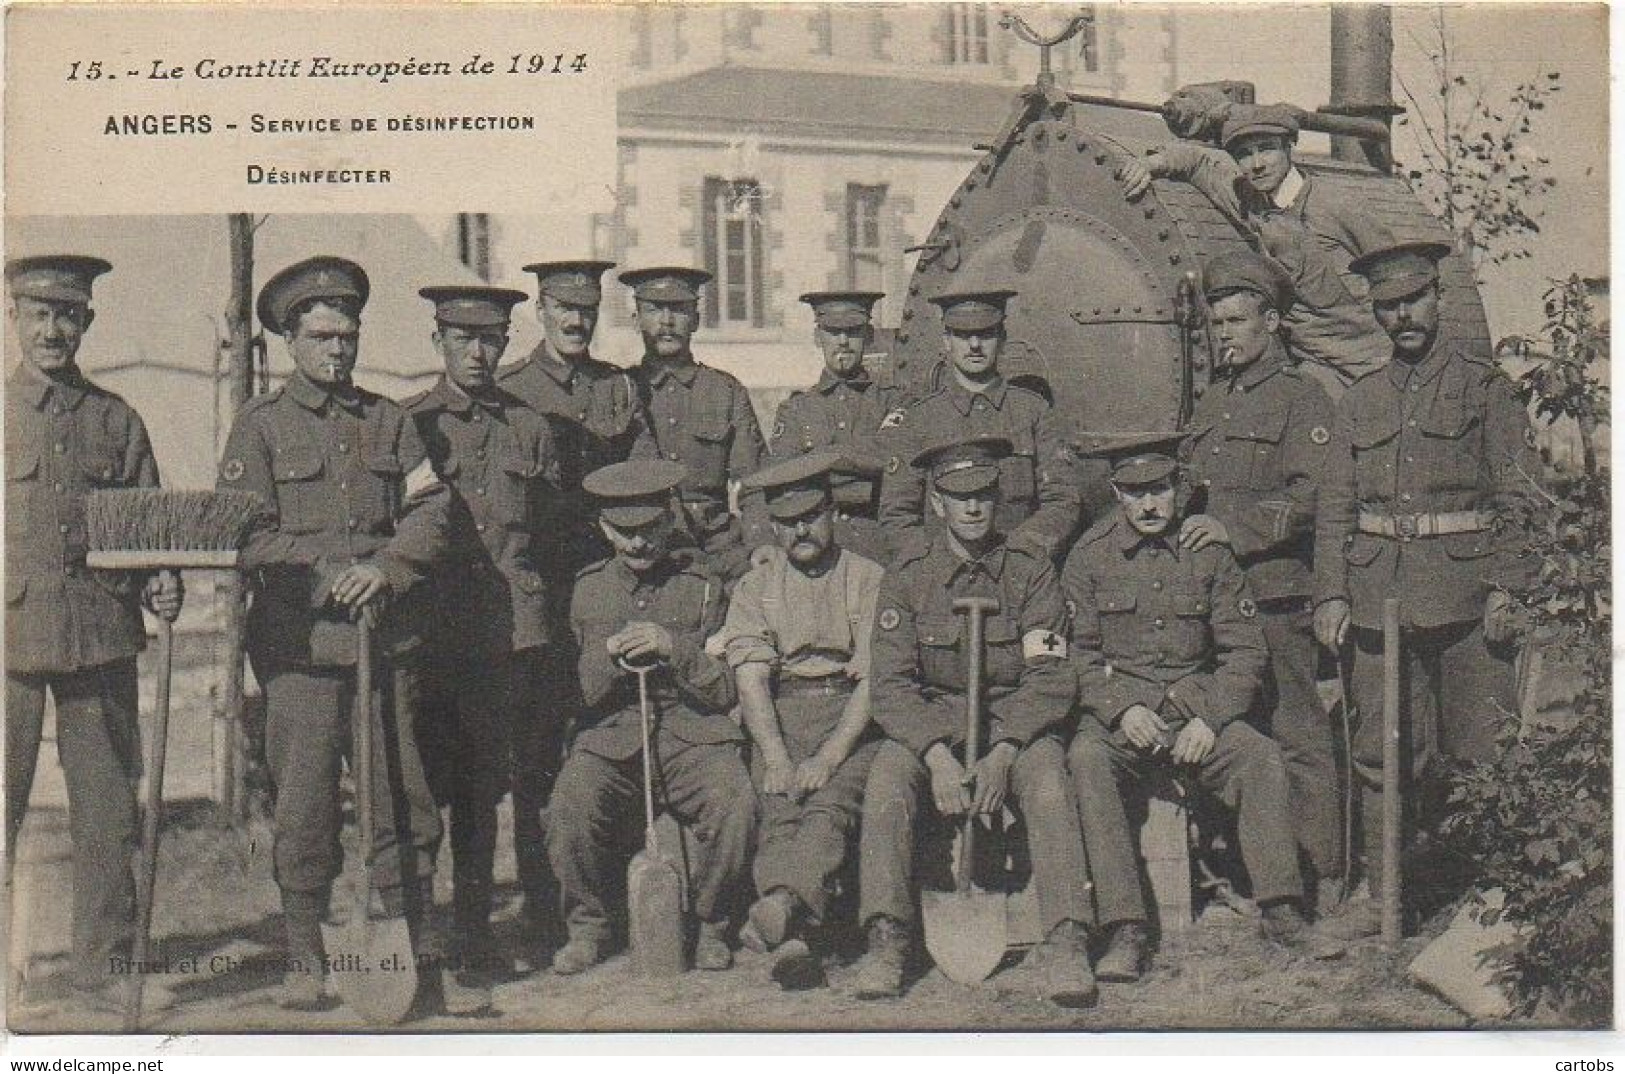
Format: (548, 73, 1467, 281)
(583, 459, 686, 527)
(1203, 250, 1294, 312)
(1079, 431, 1187, 487)
(1348, 240, 1454, 303)
(5, 255, 112, 305)
(929, 288, 1016, 333)
(258, 256, 370, 334)
(913, 434, 1012, 495)
(418, 285, 528, 328)
(1221, 103, 1300, 149)
(620, 266, 712, 303)
(743, 450, 880, 520)
(525, 260, 616, 305)
(800, 291, 884, 331)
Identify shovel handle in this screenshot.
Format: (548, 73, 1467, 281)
(1381, 598, 1402, 944)
(126, 614, 173, 1032)
(951, 596, 1001, 895)
(355, 616, 374, 898)
(621, 660, 659, 849)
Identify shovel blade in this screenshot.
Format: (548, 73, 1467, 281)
(628, 849, 687, 977)
(322, 902, 417, 1025)
(921, 888, 1009, 985)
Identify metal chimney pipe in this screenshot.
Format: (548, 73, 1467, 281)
(1328, 6, 1396, 170)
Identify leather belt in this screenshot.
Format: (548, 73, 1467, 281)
(1356, 510, 1492, 540)
(777, 674, 855, 697)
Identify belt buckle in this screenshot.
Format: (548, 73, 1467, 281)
(1394, 513, 1419, 541)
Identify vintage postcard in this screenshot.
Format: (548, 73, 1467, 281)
(1, 0, 1610, 1043)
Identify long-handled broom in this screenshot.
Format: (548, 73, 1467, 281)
(84, 488, 260, 1030)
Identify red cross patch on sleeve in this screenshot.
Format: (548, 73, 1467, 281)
(1023, 629, 1067, 659)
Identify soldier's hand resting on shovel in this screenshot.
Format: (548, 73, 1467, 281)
(925, 743, 972, 817)
(968, 742, 1017, 816)
(329, 563, 389, 628)
(608, 621, 674, 666)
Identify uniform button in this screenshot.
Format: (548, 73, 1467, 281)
(837, 421, 846, 430)
(1212, 446, 1221, 455)
(1153, 618, 1166, 629)
(577, 410, 587, 421)
(52, 406, 63, 416)
(636, 599, 648, 610)
(339, 482, 348, 491)
(1151, 580, 1162, 591)
(58, 523, 69, 534)
(668, 417, 678, 426)
(973, 398, 986, 409)
(476, 448, 486, 459)
(53, 482, 64, 492)
(476, 522, 487, 533)
(476, 487, 487, 496)
(1400, 493, 1412, 503)
(348, 519, 359, 530)
(1408, 419, 1418, 428)
(1405, 455, 1415, 464)
(1222, 412, 1231, 420)
(669, 453, 681, 462)
(1410, 385, 1420, 393)
(54, 443, 65, 454)
(339, 442, 350, 452)
(803, 441, 813, 450)
(473, 413, 483, 422)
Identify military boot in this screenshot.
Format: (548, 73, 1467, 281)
(551, 931, 606, 976)
(1038, 920, 1099, 1008)
(694, 920, 734, 971)
(1094, 921, 1151, 984)
(412, 881, 493, 1017)
(851, 916, 909, 1001)
(741, 887, 805, 953)
(278, 888, 331, 1011)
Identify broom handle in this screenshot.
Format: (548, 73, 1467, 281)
(355, 616, 374, 909)
(1381, 598, 1403, 944)
(126, 613, 172, 1032)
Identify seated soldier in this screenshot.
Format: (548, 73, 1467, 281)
(546, 460, 759, 974)
(714, 452, 886, 987)
(1063, 432, 1338, 982)
(856, 435, 1096, 1007)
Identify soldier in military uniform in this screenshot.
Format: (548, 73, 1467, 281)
(624, 267, 767, 582)
(1064, 433, 1325, 981)
(857, 435, 1096, 1006)
(498, 259, 642, 943)
(1117, 105, 1392, 394)
(406, 285, 560, 1007)
(547, 460, 758, 974)
(877, 290, 1080, 562)
(5, 255, 184, 1015)
(715, 452, 885, 985)
(757, 291, 897, 563)
(1181, 251, 1343, 907)
(1313, 241, 1538, 936)
(218, 257, 451, 1010)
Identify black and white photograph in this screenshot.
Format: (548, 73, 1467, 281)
(1, 0, 1612, 1043)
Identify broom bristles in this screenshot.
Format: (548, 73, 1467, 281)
(86, 488, 262, 553)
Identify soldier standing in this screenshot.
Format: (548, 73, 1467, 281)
(5, 255, 184, 1015)
(498, 259, 641, 943)
(1313, 241, 1538, 936)
(406, 285, 559, 1009)
(877, 290, 1080, 562)
(717, 452, 886, 985)
(857, 435, 1096, 1006)
(1064, 433, 1327, 981)
(547, 460, 758, 974)
(218, 257, 451, 1010)
(624, 267, 767, 582)
(758, 291, 897, 562)
(1181, 251, 1343, 907)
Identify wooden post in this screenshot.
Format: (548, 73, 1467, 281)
(218, 214, 256, 822)
(1381, 598, 1403, 944)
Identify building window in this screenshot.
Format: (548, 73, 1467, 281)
(846, 184, 886, 291)
(945, 4, 990, 65)
(702, 178, 765, 328)
(1079, 6, 1099, 73)
(456, 213, 491, 280)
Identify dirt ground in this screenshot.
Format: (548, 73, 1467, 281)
(5, 631, 1568, 1036)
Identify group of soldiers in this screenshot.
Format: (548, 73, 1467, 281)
(5, 103, 1539, 1023)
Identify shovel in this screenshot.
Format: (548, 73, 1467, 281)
(324, 614, 417, 1024)
(922, 595, 1010, 985)
(623, 658, 687, 977)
